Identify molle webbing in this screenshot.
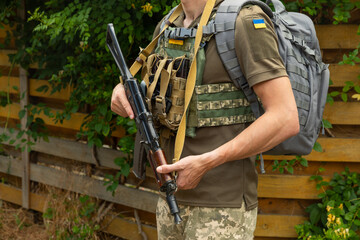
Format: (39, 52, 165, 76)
(214, 0, 265, 119)
(187, 83, 255, 128)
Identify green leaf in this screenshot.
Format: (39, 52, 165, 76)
(330, 91, 340, 97)
(345, 212, 354, 221)
(309, 206, 321, 225)
(113, 158, 124, 167)
(354, 85, 360, 94)
(313, 142, 323, 152)
(341, 92, 348, 102)
(121, 164, 130, 177)
(354, 219, 360, 226)
(99, 105, 107, 116)
(102, 124, 110, 136)
(322, 119, 332, 129)
(94, 123, 102, 133)
(18, 109, 26, 119)
(299, 158, 308, 167)
(286, 165, 294, 174)
(35, 84, 49, 93)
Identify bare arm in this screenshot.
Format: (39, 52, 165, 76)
(157, 76, 299, 189)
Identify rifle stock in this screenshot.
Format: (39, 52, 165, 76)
(106, 23, 182, 224)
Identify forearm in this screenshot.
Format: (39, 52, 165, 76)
(202, 108, 299, 170)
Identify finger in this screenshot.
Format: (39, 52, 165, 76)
(156, 163, 182, 174)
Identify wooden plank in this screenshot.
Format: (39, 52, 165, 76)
(0, 49, 16, 66)
(1, 64, 356, 99)
(0, 183, 158, 240)
(17, 0, 29, 208)
(315, 25, 360, 49)
(0, 183, 45, 212)
(0, 25, 16, 38)
(1, 64, 356, 98)
(0, 156, 326, 201)
(0, 104, 125, 137)
(0, 76, 19, 93)
(264, 138, 360, 162)
(3, 95, 356, 138)
(29, 78, 72, 100)
(258, 198, 314, 216)
(255, 215, 307, 238)
(0, 127, 125, 170)
(258, 174, 330, 199)
(102, 215, 158, 240)
(0, 156, 159, 213)
(4, 127, 360, 169)
(323, 102, 360, 125)
(0, 77, 71, 101)
(0, 49, 38, 68)
(19, 65, 30, 209)
(329, 64, 360, 87)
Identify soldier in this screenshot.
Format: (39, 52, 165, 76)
(111, 0, 299, 239)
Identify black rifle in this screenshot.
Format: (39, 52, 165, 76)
(106, 23, 182, 224)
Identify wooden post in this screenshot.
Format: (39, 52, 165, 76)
(17, 0, 30, 209)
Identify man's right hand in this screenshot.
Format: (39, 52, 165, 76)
(111, 83, 134, 119)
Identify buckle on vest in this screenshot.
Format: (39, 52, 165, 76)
(155, 96, 167, 116)
(136, 47, 149, 65)
(176, 28, 196, 39)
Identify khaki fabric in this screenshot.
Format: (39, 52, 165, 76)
(156, 197, 257, 240)
(140, 1, 287, 209)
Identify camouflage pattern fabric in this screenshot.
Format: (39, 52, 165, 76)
(156, 197, 257, 240)
(195, 83, 239, 94)
(197, 98, 250, 111)
(198, 114, 256, 127)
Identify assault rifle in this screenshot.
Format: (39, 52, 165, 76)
(106, 23, 182, 224)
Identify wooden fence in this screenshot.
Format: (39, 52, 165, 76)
(1, 20, 360, 239)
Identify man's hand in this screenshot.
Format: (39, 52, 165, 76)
(156, 154, 211, 190)
(111, 83, 134, 119)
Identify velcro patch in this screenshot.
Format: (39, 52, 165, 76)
(168, 39, 184, 45)
(253, 19, 266, 29)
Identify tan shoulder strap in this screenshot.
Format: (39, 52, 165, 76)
(129, 4, 183, 77)
(173, 0, 217, 163)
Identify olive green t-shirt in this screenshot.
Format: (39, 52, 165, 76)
(148, 0, 287, 210)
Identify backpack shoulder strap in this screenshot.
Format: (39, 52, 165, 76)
(214, 0, 272, 119)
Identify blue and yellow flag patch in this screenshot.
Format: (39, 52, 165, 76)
(253, 19, 266, 29)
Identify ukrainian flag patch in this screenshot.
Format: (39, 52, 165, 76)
(169, 39, 184, 46)
(253, 19, 266, 29)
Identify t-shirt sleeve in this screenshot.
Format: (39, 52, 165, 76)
(235, 5, 288, 87)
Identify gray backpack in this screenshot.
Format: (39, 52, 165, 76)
(211, 0, 329, 168)
(160, 0, 330, 172)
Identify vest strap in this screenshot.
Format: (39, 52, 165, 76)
(173, 0, 217, 163)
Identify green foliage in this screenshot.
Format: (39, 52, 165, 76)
(284, 0, 360, 24)
(271, 138, 327, 174)
(272, 156, 308, 174)
(0, 0, 179, 182)
(296, 168, 360, 239)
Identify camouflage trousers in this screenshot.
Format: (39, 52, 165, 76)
(156, 197, 257, 240)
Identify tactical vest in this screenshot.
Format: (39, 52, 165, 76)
(141, 23, 255, 137)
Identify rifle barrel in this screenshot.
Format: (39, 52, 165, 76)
(106, 23, 133, 80)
